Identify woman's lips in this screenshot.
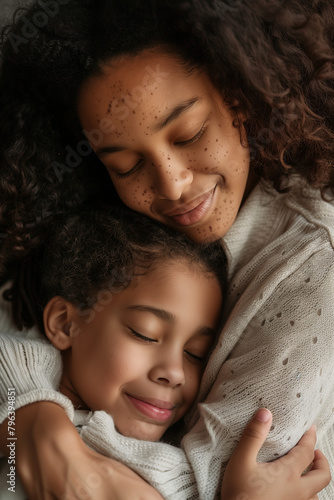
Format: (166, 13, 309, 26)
(165, 188, 216, 226)
(126, 395, 174, 422)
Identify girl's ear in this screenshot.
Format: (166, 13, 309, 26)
(43, 297, 79, 350)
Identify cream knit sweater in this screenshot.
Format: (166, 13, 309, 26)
(0, 178, 333, 499)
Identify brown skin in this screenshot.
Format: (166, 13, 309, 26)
(78, 50, 252, 243)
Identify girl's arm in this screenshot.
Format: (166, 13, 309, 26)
(221, 409, 330, 500)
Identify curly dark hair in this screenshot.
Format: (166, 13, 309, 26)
(4, 205, 226, 331)
(0, 0, 333, 322)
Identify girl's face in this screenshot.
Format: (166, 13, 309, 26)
(78, 50, 250, 242)
(59, 261, 222, 441)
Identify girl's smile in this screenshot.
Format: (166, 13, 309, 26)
(78, 49, 250, 242)
(125, 394, 176, 423)
(57, 260, 222, 441)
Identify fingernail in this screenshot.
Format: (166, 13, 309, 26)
(254, 408, 271, 423)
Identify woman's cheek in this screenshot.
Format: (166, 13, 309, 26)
(114, 176, 154, 212)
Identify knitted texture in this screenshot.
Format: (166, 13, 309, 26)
(0, 178, 333, 499)
(0, 293, 75, 423)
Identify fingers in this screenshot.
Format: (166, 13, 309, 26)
(231, 408, 273, 465)
(283, 425, 317, 474)
(301, 449, 331, 497)
(311, 449, 331, 474)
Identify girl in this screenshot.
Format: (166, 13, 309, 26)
(5, 206, 326, 500)
(1, 206, 224, 498)
(0, 0, 333, 498)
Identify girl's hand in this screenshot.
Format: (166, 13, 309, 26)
(221, 408, 331, 500)
(1, 402, 163, 500)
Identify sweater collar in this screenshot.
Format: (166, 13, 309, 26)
(221, 181, 280, 280)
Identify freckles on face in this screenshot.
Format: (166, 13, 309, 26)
(118, 174, 155, 208)
(78, 50, 250, 242)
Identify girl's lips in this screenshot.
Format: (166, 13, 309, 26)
(126, 394, 174, 422)
(167, 188, 216, 226)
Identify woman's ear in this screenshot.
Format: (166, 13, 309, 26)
(43, 297, 79, 351)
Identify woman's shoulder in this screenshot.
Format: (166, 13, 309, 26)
(255, 176, 334, 234)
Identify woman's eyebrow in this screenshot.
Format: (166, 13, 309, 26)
(95, 97, 201, 158)
(96, 145, 127, 158)
(153, 97, 201, 132)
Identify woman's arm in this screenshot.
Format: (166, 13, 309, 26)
(1, 403, 328, 500)
(0, 332, 163, 500)
(0, 402, 164, 500)
(180, 244, 334, 499)
(0, 333, 74, 423)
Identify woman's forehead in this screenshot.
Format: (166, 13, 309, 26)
(78, 50, 211, 117)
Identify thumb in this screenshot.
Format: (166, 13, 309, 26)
(231, 409, 273, 466)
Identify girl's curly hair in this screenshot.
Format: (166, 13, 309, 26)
(0, 0, 333, 324)
(5, 205, 227, 331)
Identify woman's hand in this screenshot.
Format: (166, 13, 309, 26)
(221, 408, 331, 500)
(0, 402, 163, 500)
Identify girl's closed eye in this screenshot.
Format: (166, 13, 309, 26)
(128, 327, 157, 343)
(184, 350, 207, 364)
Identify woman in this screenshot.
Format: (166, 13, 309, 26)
(0, 0, 333, 498)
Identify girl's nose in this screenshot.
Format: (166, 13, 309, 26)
(151, 154, 193, 200)
(149, 354, 186, 388)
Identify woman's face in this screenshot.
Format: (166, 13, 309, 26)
(78, 50, 250, 242)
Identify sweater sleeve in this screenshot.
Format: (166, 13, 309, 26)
(0, 334, 74, 424)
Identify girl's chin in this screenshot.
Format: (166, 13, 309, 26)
(115, 421, 166, 441)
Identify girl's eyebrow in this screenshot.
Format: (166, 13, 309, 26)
(126, 305, 216, 336)
(126, 305, 175, 322)
(153, 97, 201, 132)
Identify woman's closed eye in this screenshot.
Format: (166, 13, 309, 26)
(174, 124, 207, 146)
(113, 159, 144, 179)
(111, 123, 207, 179)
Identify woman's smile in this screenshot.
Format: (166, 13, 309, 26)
(78, 49, 250, 242)
(161, 186, 217, 226)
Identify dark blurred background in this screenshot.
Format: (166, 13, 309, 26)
(1, 0, 28, 27)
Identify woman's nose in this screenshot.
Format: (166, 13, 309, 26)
(151, 154, 193, 200)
